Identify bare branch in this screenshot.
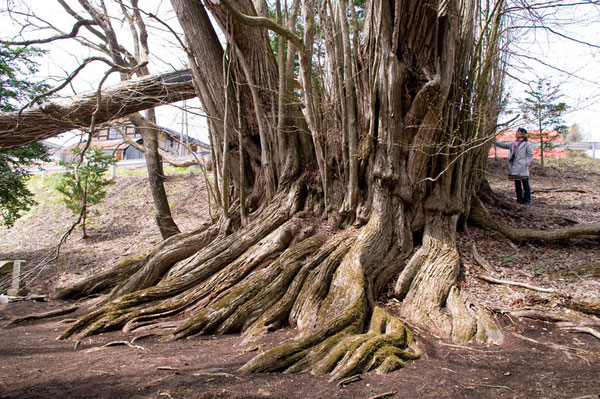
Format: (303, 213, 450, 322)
(1, 20, 97, 46)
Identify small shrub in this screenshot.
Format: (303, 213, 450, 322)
(55, 147, 116, 238)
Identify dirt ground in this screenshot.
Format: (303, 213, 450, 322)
(1, 159, 599, 399)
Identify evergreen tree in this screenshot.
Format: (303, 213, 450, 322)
(519, 78, 568, 168)
(55, 147, 116, 238)
(0, 44, 50, 227)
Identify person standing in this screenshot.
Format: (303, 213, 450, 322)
(494, 127, 534, 205)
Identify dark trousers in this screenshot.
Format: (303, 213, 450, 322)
(514, 178, 531, 205)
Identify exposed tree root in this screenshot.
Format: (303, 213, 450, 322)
(509, 308, 600, 340)
(479, 275, 600, 316)
(470, 198, 600, 242)
(395, 214, 503, 344)
(240, 191, 418, 379)
(512, 333, 598, 360)
(5, 305, 79, 326)
(566, 298, 600, 316)
(58, 181, 304, 340)
(55, 183, 519, 378)
(509, 308, 579, 323)
(561, 326, 600, 340)
(471, 243, 497, 274)
(54, 258, 144, 300)
(477, 274, 556, 293)
(240, 306, 417, 380)
(108, 223, 218, 299)
(54, 223, 216, 300)
(58, 183, 425, 379)
(169, 233, 327, 338)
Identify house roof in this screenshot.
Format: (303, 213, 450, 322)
(41, 140, 61, 149)
(63, 123, 210, 152)
(66, 139, 128, 151)
(160, 127, 210, 148)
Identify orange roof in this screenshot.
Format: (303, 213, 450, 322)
(490, 129, 566, 159)
(496, 129, 564, 142)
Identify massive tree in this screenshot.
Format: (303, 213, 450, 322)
(8, 0, 598, 379)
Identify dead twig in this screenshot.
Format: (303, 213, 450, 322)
(561, 326, 600, 340)
(438, 341, 500, 353)
(85, 340, 147, 352)
(59, 318, 79, 324)
(467, 384, 512, 391)
(471, 243, 498, 274)
(533, 188, 588, 194)
(477, 274, 556, 294)
(192, 371, 244, 380)
(367, 392, 397, 399)
(512, 333, 597, 360)
(337, 374, 362, 389)
(158, 391, 174, 399)
(157, 366, 181, 374)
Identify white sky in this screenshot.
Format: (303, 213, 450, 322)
(501, 2, 600, 142)
(2, 1, 600, 145)
(2, 0, 209, 145)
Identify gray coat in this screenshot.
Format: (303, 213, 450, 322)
(494, 139, 534, 177)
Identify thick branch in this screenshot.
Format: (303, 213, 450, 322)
(217, 0, 304, 50)
(0, 70, 197, 150)
(469, 198, 600, 242)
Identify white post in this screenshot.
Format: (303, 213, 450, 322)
(7, 260, 26, 296)
(593, 142, 597, 159)
(41, 170, 46, 183)
(111, 163, 116, 179)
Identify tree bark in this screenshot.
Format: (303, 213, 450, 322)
(129, 113, 181, 239)
(51, 0, 580, 380)
(0, 71, 196, 150)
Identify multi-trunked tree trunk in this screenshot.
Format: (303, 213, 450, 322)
(53, 0, 599, 379)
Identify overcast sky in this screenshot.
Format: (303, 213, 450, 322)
(501, 2, 600, 142)
(2, 1, 600, 145)
(2, 0, 209, 145)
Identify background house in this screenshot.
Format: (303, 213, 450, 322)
(489, 129, 566, 158)
(40, 140, 63, 164)
(61, 123, 209, 163)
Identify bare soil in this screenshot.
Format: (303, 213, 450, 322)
(1, 159, 599, 399)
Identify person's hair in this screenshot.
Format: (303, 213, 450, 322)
(517, 127, 528, 140)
